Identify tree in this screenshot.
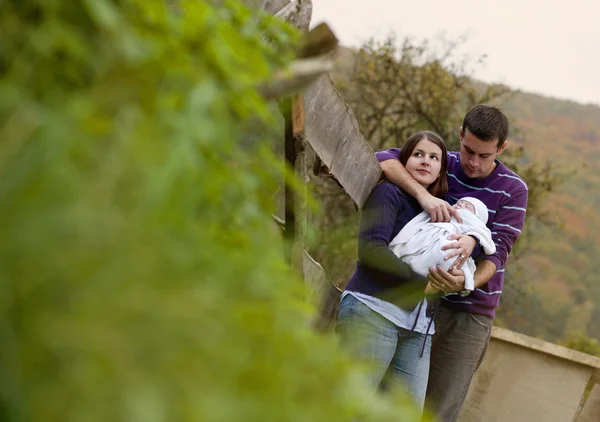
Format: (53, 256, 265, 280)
(561, 335, 600, 357)
(335, 35, 511, 151)
(0, 1, 421, 421)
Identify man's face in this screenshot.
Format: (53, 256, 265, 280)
(459, 129, 507, 179)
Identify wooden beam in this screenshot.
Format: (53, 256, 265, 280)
(274, 0, 312, 31)
(296, 23, 338, 59)
(282, 97, 295, 264)
(259, 23, 338, 100)
(304, 75, 382, 208)
(282, 95, 306, 267)
(292, 93, 305, 137)
(272, 215, 341, 331)
(303, 250, 341, 332)
(260, 0, 289, 14)
(260, 56, 334, 100)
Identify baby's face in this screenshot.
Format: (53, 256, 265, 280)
(453, 200, 475, 214)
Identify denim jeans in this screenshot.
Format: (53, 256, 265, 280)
(422, 305, 493, 422)
(336, 294, 432, 412)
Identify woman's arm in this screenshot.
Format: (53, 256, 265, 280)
(357, 183, 427, 286)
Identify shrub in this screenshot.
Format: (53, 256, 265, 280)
(0, 1, 419, 421)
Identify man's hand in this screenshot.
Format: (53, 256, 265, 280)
(428, 266, 465, 294)
(417, 194, 461, 223)
(380, 159, 460, 223)
(443, 234, 477, 271)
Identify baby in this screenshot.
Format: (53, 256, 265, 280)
(389, 197, 496, 293)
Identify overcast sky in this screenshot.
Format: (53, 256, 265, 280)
(312, 0, 600, 106)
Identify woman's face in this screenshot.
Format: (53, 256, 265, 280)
(405, 138, 443, 188)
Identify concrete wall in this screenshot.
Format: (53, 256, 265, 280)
(460, 327, 600, 422)
(578, 384, 600, 422)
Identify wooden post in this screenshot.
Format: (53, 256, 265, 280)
(282, 96, 295, 263)
(283, 95, 306, 272)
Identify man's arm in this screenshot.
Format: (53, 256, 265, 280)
(380, 160, 429, 202)
(461, 191, 527, 290)
(429, 188, 529, 292)
(380, 159, 459, 223)
(473, 260, 497, 289)
(484, 189, 529, 270)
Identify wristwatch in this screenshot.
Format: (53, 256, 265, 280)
(459, 289, 472, 297)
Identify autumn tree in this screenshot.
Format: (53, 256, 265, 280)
(335, 35, 511, 150)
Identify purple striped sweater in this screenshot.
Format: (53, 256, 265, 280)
(376, 149, 529, 318)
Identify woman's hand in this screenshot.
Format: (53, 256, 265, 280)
(442, 234, 476, 271)
(424, 281, 440, 295)
(428, 266, 465, 294)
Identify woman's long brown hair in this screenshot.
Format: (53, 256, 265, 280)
(398, 130, 449, 198)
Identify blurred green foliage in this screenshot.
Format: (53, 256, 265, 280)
(0, 1, 420, 421)
(562, 335, 600, 358)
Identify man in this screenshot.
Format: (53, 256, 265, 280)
(376, 104, 528, 421)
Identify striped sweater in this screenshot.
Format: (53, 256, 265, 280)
(376, 149, 529, 318)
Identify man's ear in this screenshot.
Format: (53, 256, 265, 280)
(459, 128, 463, 140)
(497, 141, 508, 154)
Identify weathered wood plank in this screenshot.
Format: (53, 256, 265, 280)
(252, 0, 312, 30)
(259, 23, 338, 100)
(260, 0, 289, 14)
(274, 0, 312, 30)
(244, 0, 288, 14)
(296, 23, 338, 59)
(304, 75, 381, 208)
(260, 56, 335, 100)
(303, 250, 341, 332)
(272, 215, 341, 331)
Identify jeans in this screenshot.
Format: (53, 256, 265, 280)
(336, 294, 432, 412)
(422, 305, 493, 422)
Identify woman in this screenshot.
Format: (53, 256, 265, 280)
(336, 130, 449, 412)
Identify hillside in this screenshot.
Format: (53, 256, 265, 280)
(500, 93, 600, 341)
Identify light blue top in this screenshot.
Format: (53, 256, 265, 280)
(342, 291, 435, 335)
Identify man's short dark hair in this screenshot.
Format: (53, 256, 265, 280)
(462, 104, 509, 149)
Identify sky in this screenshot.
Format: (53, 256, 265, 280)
(311, 0, 600, 106)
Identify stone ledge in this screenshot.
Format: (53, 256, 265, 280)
(492, 326, 600, 371)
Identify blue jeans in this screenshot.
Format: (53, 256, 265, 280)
(336, 294, 431, 412)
